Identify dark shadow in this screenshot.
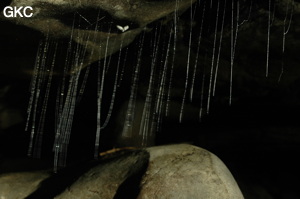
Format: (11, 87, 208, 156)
(25, 149, 149, 199)
(0, 0, 12, 11)
(113, 151, 149, 199)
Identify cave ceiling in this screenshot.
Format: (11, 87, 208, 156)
(0, 0, 300, 108)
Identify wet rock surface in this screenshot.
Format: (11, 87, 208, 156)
(138, 144, 244, 199)
(0, 145, 243, 199)
(26, 150, 149, 199)
(0, 170, 50, 199)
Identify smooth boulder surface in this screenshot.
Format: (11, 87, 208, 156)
(0, 171, 50, 199)
(0, 145, 243, 199)
(138, 144, 244, 199)
(54, 150, 149, 199)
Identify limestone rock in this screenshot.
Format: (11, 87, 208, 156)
(0, 145, 243, 199)
(54, 150, 149, 199)
(0, 171, 50, 199)
(138, 144, 244, 199)
(0, 0, 196, 72)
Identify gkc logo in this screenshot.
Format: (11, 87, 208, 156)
(3, 6, 33, 18)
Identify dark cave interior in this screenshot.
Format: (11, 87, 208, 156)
(0, 0, 300, 198)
